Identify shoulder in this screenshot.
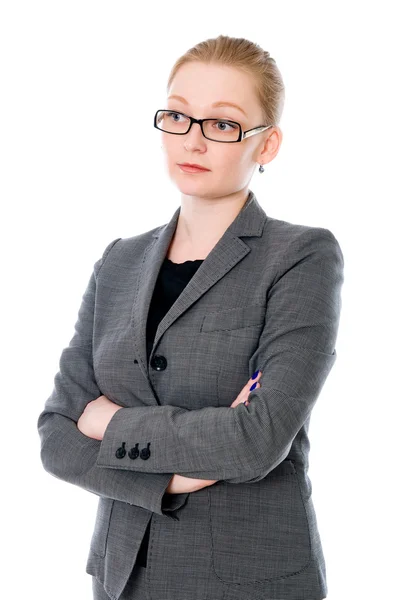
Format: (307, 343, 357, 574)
(263, 215, 343, 266)
(95, 222, 167, 277)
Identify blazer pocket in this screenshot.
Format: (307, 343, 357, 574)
(89, 497, 115, 558)
(208, 459, 311, 584)
(200, 304, 266, 333)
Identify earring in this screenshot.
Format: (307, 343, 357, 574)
(259, 164, 265, 173)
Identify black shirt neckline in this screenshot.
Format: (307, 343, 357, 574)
(164, 257, 204, 266)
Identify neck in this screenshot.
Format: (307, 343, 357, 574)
(175, 188, 250, 248)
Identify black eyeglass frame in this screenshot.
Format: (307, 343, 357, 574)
(154, 109, 273, 143)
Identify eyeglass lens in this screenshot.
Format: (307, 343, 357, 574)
(156, 110, 240, 142)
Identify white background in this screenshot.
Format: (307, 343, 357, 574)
(1, 1, 400, 599)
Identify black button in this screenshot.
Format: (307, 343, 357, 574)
(140, 442, 151, 460)
(128, 443, 139, 459)
(150, 355, 167, 371)
(115, 442, 126, 459)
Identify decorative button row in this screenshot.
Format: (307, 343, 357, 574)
(115, 442, 151, 460)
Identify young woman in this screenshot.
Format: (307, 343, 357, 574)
(38, 34, 344, 600)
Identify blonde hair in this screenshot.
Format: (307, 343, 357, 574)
(166, 35, 285, 128)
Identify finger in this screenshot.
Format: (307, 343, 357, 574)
(249, 370, 262, 382)
(244, 381, 261, 405)
(231, 377, 262, 409)
(241, 371, 262, 394)
(243, 379, 262, 399)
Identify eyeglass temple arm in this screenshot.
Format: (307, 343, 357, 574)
(243, 125, 273, 139)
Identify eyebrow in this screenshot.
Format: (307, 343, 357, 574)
(167, 95, 247, 118)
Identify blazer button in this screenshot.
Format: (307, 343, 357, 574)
(150, 355, 167, 371)
(140, 442, 151, 460)
(115, 442, 126, 459)
(128, 443, 139, 459)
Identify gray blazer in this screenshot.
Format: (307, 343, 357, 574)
(37, 189, 344, 600)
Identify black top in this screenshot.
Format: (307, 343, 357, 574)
(136, 256, 204, 568)
(145, 257, 204, 363)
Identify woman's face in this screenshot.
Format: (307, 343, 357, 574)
(160, 62, 281, 201)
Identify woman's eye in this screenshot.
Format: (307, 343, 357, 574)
(166, 111, 183, 121)
(215, 121, 239, 131)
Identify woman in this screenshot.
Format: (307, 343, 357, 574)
(37, 35, 344, 600)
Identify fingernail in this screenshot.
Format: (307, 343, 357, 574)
(251, 369, 260, 380)
(249, 382, 257, 391)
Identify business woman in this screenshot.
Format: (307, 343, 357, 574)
(37, 35, 344, 600)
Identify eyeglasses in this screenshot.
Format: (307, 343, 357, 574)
(154, 110, 273, 143)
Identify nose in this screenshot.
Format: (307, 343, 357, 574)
(186, 120, 206, 143)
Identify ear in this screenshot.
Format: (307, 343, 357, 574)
(258, 126, 283, 166)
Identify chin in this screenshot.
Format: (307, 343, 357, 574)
(172, 176, 207, 192)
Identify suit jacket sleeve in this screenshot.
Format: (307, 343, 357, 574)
(96, 227, 344, 484)
(37, 237, 189, 517)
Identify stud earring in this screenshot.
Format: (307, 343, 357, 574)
(259, 164, 265, 173)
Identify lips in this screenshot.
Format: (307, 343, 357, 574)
(178, 163, 210, 172)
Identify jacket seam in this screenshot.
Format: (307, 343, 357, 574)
(96, 237, 122, 279)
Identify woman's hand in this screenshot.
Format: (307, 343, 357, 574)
(230, 370, 262, 408)
(165, 371, 263, 494)
(77, 395, 123, 440)
(165, 474, 219, 494)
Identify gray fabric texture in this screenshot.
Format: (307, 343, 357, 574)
(37, 189, 344, 600)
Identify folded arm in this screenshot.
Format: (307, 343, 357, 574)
(96, 228, 344, 483)
(37, 237, 188, 517)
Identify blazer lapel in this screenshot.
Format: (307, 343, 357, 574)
(131, 189, 267, 375)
